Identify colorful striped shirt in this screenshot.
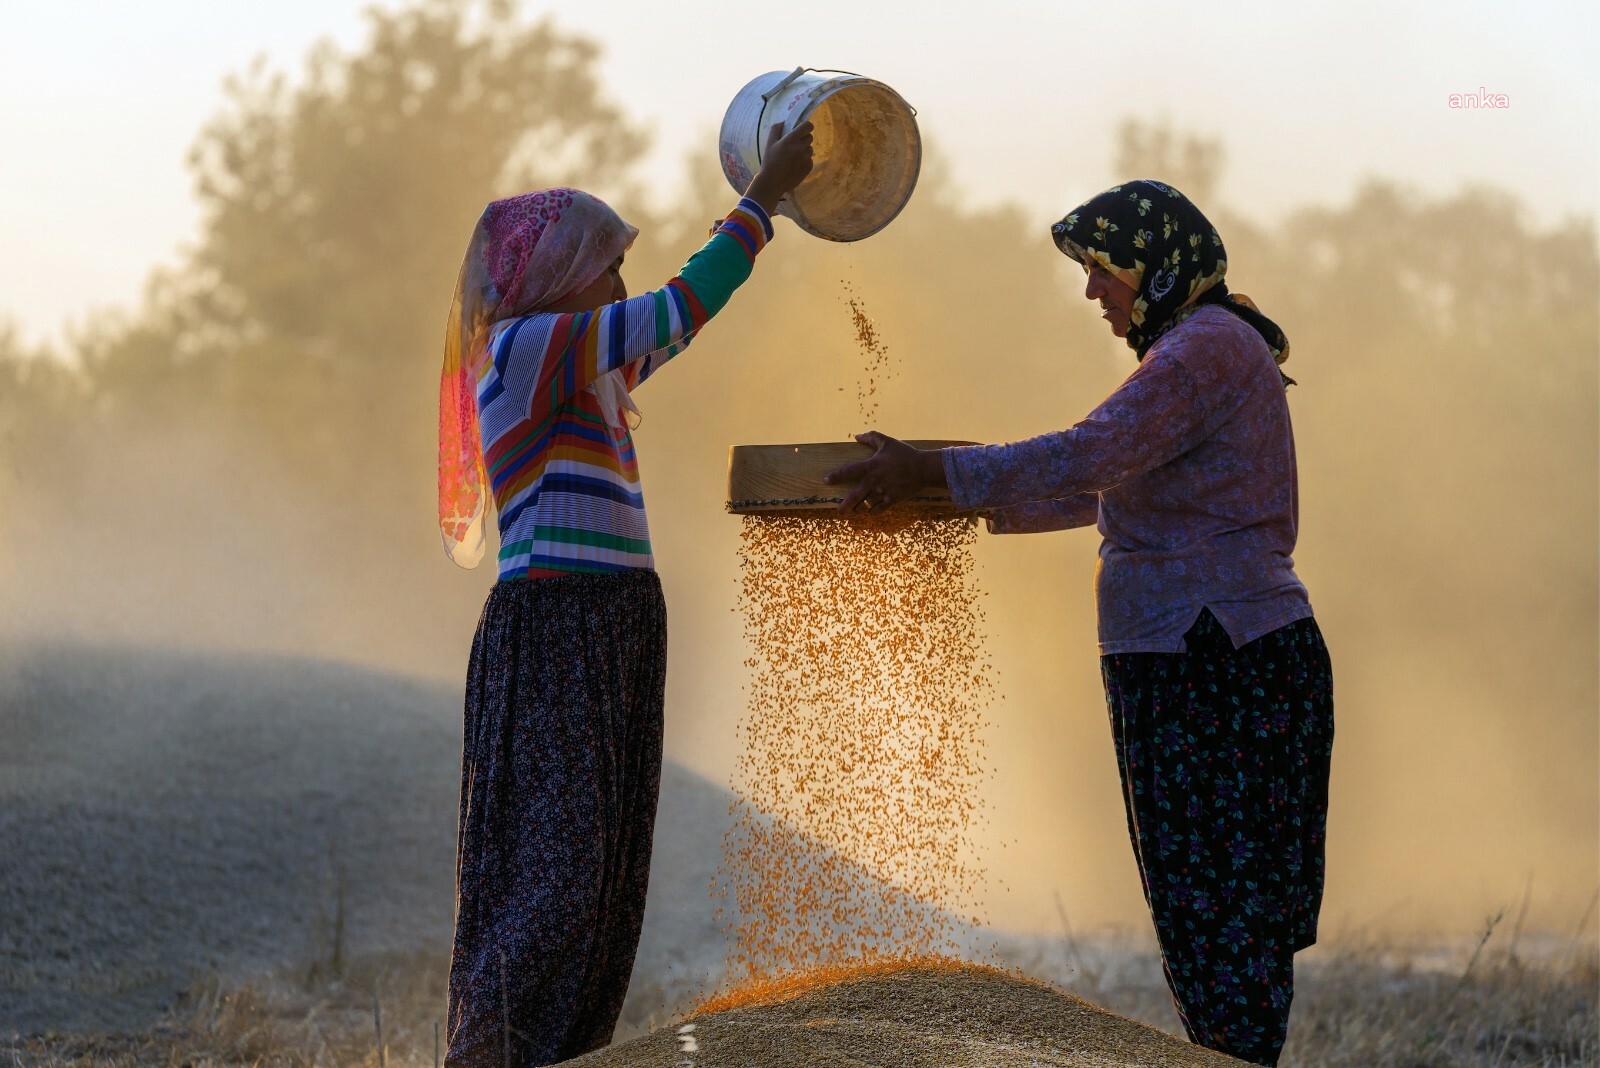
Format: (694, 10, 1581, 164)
(477, 198, 774, 580)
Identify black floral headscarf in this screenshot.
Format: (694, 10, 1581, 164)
(1052, 179, 1293, 384)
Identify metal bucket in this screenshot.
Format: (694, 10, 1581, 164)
(719, 68, 921, 242)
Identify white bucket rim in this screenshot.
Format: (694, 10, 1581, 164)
(750, 68, 919, 167)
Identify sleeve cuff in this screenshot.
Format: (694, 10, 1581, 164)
(736, 197, 775, 240)
(985, 507, 1054, 535)
(986, 507, 1020, 535)
(709, 198, 774, 261)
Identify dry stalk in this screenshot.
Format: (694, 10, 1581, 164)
(1053, 889, 1100, 988)
(1568, 885, 1599, 957)
(1457, 908, 1505, 988)
(372, 987, 386, 1068)
(1508, 870, 1534, 960)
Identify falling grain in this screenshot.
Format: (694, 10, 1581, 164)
(843, 281, 893, 423)
(717, 512, 994, 987)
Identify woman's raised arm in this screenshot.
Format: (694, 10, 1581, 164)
(496, 121, 814, 409)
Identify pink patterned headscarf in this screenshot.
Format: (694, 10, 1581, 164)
(438, 188, 638, 568)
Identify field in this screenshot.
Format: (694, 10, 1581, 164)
(3, 642, 1595, 1066)
(12, 932, 1595, 1067)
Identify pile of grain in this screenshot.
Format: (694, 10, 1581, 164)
(567, 960, 1246, 1067)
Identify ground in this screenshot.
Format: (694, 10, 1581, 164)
(4, 640, 1594, 1066)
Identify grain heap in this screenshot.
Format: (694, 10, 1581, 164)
(570, 961, 1246, 1068)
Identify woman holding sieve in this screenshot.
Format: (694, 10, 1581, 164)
(436, 122, 813, 1067)
(826, 179, 1333, 1067)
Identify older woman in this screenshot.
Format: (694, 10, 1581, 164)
(827, 179, 1334, 1066)
(436, 124, 813, 1066)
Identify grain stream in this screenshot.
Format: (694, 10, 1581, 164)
(843, 282, 892, 423)
(717, 513, 994, 986)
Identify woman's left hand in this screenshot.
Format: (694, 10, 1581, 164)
(824, 432, 948, 514)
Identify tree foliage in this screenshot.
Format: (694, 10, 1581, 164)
(188, 0, 645, 353)
(81, 0, 650, 502)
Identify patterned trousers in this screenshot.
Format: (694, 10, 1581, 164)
(1101, 608, 1334, 1067)
(446, 570, 667, 1067)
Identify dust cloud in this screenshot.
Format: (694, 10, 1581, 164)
(1, 1, 1594, 944)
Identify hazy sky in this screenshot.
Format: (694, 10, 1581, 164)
(2, 0, 1596, 349)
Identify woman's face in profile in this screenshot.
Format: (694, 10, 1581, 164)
(1083, 259, 1138, 339)
(547, 255, 628, 314)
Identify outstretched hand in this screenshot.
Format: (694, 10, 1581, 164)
(823, 432, 947, 514)
(745, 120, 815, 215)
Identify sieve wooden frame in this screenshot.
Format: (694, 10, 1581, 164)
(726, 440, 979, 515)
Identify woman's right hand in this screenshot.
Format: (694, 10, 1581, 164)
(824, 431, 948, 514)
(745, 120, 815, 216)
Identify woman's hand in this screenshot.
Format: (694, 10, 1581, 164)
(823, 431, 948, 514)
(745, 120, 815, 215)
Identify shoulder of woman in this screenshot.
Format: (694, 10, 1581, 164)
(1148, 304, 1273, 385)
(482, 312, 568, 373)
(491, 309, 573, 344)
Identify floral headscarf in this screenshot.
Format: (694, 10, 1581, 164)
(438, 188, 638, 567)
(1051, 179, 1291, 374)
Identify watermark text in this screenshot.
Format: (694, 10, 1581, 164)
(1448, 87, 1510, 109)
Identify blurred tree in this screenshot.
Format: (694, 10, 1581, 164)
(81, 0, 650, 510)
(0, 0, 658, 668)
(1112, 118, 1224, 205)
(1255, 179, 1599, 658)
(0, 323, 81, 506)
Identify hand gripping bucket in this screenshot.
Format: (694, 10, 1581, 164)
(719, 68, 921, 242)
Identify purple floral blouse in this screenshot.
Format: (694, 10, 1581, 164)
(942, 304, 1313, 655)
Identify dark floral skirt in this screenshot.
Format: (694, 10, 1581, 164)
(446, 569, 667, 1068)
(1101, 608, 1333, 1067)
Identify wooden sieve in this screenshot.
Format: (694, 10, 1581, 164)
(726, 440, 978, 515)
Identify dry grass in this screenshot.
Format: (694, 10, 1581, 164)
(997, 919, 1600, 1068)
(8, 950, 450, 1068)
(11, 930, 1594, 1067)
(1285, 939, 1598, 1067)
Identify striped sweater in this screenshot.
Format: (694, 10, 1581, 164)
(476, 197, 774, 581)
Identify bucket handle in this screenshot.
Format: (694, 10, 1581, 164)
(754, 67, 918, 164)
(759, 67, 808, 106)
(755, 67, 805, 165)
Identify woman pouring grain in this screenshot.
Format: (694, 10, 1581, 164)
(436, 121, 813, 1067)
(825, 179, 1333, 1067)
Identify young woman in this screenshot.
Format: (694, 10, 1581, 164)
(436, 123, 813, 1067)
(827, 179, 1334, 1067)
